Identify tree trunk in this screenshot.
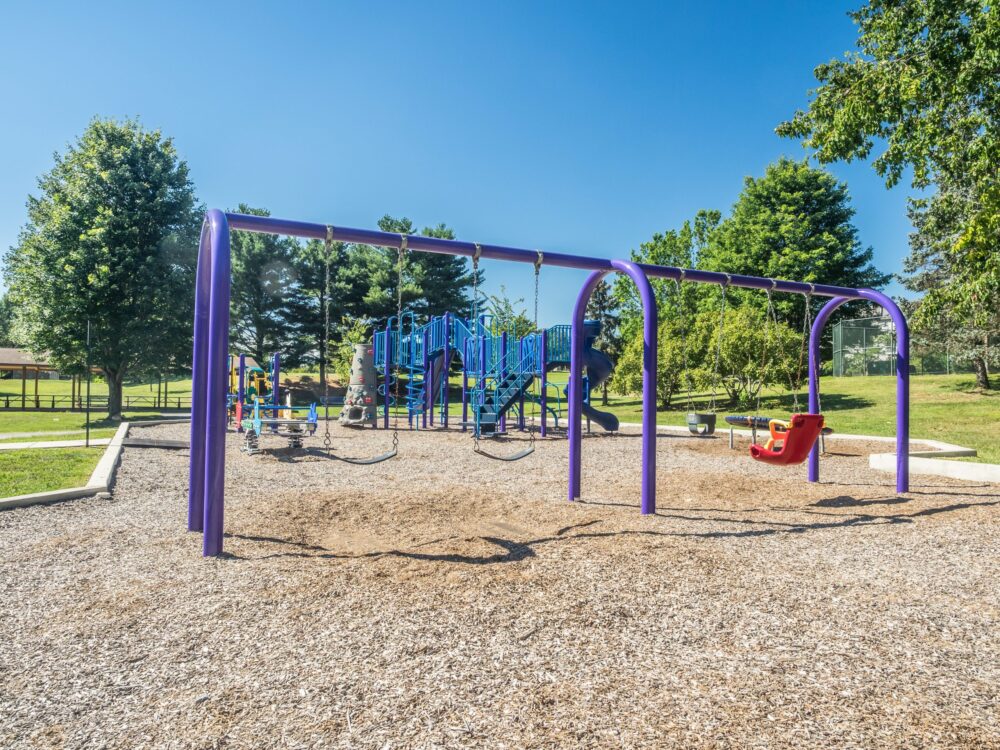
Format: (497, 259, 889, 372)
(972, 354, 990, 390)
(105, 369, 125, 419)
(660, 383, 674, 410)
(601, 381, 609, 406)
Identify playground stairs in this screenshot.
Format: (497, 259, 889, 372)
(475, 370, 535, 437)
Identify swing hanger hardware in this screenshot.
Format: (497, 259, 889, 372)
(534, 250, 543, 272)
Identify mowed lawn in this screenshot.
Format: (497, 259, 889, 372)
(0, 410, 163, 441)
(0, 448, 104, 497)
(428, 373, 998, 465)
(592, 374, 999, 464)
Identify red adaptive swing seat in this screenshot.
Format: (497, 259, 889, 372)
(749, 413, 825, 466)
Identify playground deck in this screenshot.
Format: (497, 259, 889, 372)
(1, 422, 998, 748)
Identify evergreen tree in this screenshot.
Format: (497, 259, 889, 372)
(290, 236, 350, 385)
(699, 158, 890, 331)
(228, 204, 311, 368)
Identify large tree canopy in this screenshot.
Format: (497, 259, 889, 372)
(778, 0, 998, 386)
(0, 293, 16, 347)
(3, 118, 200, 416)
(611, 159, 889, 404)
(699, 158, 890, 320)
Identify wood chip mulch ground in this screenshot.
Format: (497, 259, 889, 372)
(1, 422, 998, 749)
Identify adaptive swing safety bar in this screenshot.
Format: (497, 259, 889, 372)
(189, 210, 910, 556)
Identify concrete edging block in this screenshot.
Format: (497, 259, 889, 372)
(870, 453, 1000, 483)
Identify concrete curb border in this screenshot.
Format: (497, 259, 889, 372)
(0, 422, 130, 510)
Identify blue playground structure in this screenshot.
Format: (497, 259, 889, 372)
(372, 312, 618, 439)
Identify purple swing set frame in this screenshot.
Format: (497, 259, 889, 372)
(188, 210, 910, 556)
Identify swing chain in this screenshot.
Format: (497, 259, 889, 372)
(754, 280, 779, 420)
(792, 284, 816, 414)
(709, 274, 731, 412)
(323, 226, 334, 453)
(673, 270, 695, 412)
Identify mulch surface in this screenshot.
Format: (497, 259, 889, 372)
(1, 422, 998, 748)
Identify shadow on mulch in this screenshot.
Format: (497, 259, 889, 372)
(220, 494, 1000, 566)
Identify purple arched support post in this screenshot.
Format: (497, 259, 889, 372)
(569, 260, 657, 513)
(202, 211, 232, 556)
(271, 353, 281, 406)
(809, 291, 909, 493)
(187, 215, 219, 532)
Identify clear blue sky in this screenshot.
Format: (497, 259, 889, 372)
(0, 0, 913, 326)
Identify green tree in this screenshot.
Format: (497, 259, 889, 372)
(3, 118, 200, 417)
(612, 316, 691, 409)
(0, 293, 17, 347)
(330, 317, 372, 383)
(690, 306, 801, 409)
(614, 217, 707, 330)
(409, 221, 475, 318)
(229, 205, 311, 368)
(699, 158, 890, 330)
(486, 286, 534, 339)
(371, 215, 475, 319)
(778, 0, 998, 387)
(585, 279, 622, 405)
(290, 237, 341, 386)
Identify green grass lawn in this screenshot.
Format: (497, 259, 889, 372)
(0, 430, 119, 444)
(592, 375, 998, 464)
(415, 373, 998, 465)
(0, 410, 175, 435)
(0, 448, 104, 497)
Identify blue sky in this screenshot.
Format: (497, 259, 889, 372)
(0, 0, 914, 326)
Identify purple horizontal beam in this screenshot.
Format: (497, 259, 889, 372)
(226, 212, 867, 300)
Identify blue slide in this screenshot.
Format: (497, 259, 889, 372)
(581, 345, 620, 432)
